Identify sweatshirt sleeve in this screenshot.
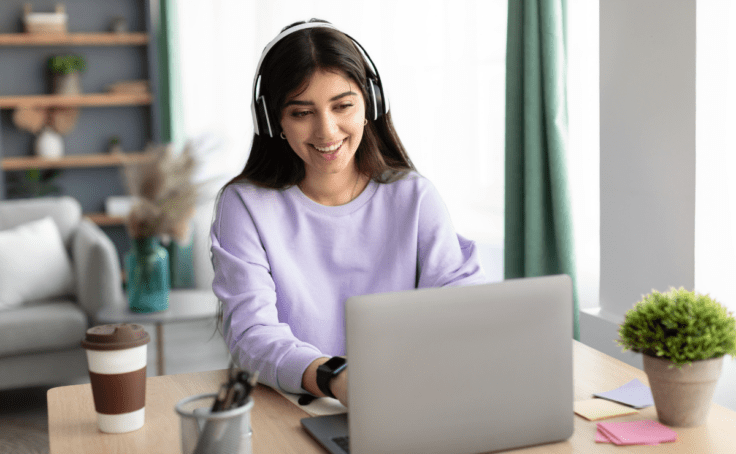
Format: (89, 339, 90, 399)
(415, 179, 488, 288)
(210, 186, 325, 394)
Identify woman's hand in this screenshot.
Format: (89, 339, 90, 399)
(330, 367, 348, 407)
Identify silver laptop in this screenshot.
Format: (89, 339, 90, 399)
(302, 275, 574, 454)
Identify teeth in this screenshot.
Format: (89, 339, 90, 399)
(313, 140, 343, 153)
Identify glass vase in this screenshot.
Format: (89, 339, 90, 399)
(126, 236, 170, 313)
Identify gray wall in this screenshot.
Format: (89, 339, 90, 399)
(599, 0, 696, 317)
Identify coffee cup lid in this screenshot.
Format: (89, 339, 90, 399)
(81, 324, 150, 351)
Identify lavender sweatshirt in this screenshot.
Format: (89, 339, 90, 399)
(210, 172, 487, 394)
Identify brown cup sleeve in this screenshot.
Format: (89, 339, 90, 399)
(89, 367, 146, 415)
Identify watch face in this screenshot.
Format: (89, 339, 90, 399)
(324, 356, 347, 371)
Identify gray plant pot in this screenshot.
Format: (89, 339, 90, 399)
(643, 354, 723, 427)
(54, 72, 82, 95)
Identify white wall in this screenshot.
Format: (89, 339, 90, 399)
(586, 0, 736, 413)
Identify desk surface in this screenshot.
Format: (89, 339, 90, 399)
(48, 341, 736, 453)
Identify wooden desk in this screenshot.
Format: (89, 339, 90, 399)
(48, 341, 736, 453)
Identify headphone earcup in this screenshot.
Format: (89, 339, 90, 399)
(256, 96, 275, 138)
(367, 78, 383, 121)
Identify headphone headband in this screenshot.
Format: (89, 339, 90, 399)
(251, 21, 388, 136)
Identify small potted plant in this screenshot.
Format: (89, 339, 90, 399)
(107, 136, 123, 154)
(48, 54, 86, 95)
(618, 287, 736, 427)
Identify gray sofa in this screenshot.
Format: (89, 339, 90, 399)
(0, 196, 125, 390)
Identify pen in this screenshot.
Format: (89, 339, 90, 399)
(236, 370, 259, 407)
(224, 382, 245, 410)
(211, 361, 236, 412)
(211, 365, 260, 412)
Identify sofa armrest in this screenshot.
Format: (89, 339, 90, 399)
(72, 218, 126, 317)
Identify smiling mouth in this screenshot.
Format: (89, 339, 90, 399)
(311, 139, 345, 153)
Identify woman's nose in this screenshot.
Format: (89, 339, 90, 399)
(314, 111, 339, 138)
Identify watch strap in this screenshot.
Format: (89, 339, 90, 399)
(316, 356, 347, 399)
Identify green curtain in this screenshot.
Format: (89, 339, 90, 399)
(504, 0, 580, 340)
(156, 0, 193, 287)
(156, 0, 183, 147)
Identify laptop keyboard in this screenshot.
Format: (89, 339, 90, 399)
(332, 436, 350, 453)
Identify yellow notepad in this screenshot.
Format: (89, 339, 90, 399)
(574, 398, 639, 421)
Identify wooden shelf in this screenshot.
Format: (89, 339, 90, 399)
(85, 213, 126, 226)
(0, 32, 148, 46)
(0, 92, 152, 109)
(1, 152, 153, 170)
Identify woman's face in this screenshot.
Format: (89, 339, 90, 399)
(280, 69, 366, 180)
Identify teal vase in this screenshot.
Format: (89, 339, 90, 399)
(126, 237, 170, 313)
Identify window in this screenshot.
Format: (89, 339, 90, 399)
(567, 0, 600, 309)
(695, 1, 736, 311)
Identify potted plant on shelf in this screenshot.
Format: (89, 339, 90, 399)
(618, 287, 736, 427)
(107, 135, 123, 154)
(122, 143, 198, 313)
(48, 54, 86, 95)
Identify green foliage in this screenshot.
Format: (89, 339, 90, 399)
(5, 169, 62, 198)
(618, 288, 736, 368)
(47, 54, 86, 74)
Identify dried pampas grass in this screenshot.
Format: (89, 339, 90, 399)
(123, 143, 198, 241)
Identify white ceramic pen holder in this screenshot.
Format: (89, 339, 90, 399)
(175, 393, 253, 454)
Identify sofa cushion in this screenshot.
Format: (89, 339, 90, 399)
(0, 300, 87, 357)
(72, 218, 125, 317)
(0, 217, 76, 310)
(0, 196, 82, 249)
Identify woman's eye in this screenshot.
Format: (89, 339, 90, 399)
(337, 103, 354, 111)
(291, 110, 310, 118)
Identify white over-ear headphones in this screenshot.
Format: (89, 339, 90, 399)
(251, 21, 389, 137)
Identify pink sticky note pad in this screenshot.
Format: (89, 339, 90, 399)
(595, 429, 612, 443)
(596, 420, 677, 446)
(596, 429, 660, 445)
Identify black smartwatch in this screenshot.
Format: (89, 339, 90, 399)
(316, 356, 347, 399)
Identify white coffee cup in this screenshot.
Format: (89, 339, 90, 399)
(81, 324, 150, 433)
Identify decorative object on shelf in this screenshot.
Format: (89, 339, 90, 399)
(35, 126, 64, 159)
(12, 101, 79, 160)
(23, 3, 68, 34)
(49, 107, 79, 134)
(105, 195, 137, 218)
(12, 106, 79, 160)
(110, 16, 128, 33)
(122, 143, 199, 312)
(107, 135, 123, 154)
(12, 105, 79, 137)
(618, 287, 736, 427)
(106, 80, 150, 95)
(48, 54, 86, 95)
(12, 106, 46, 133)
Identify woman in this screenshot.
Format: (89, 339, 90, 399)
(210, 19, 486, 407)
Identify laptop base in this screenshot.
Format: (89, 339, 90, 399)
(301, 413, 350, 454)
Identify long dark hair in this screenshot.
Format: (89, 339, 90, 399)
(225, 19, 416, 190)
